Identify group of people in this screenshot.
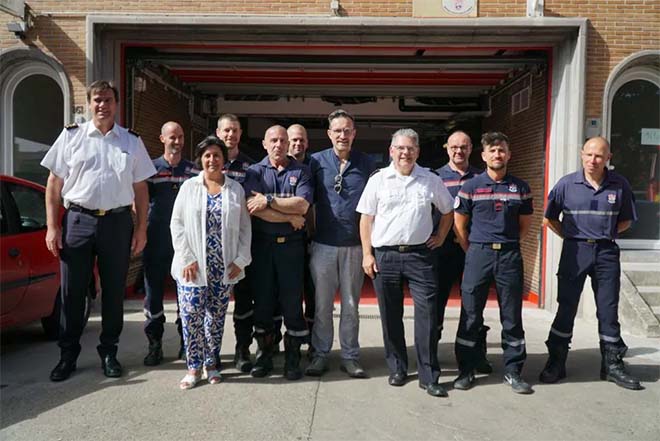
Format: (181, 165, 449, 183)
(42, 80, 643, 397)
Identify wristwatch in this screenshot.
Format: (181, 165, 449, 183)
(266, 194, 274, 207)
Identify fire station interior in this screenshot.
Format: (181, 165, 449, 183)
(125, 45, 548, 169)
(124, 44, 550, 302)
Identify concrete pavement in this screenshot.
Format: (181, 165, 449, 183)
(1, 300, 659, 441)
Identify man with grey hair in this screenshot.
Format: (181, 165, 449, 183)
(357, 128, 454, 397)
(305, 110, 375, 378)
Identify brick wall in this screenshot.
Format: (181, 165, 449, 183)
(3, 1, 658, 119)
(482, 70, 548, 299)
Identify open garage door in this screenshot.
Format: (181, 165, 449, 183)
(89, 16, 588, 307)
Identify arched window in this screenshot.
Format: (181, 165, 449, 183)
(604, 52, 660, 247)
(1, 49, 71, 186)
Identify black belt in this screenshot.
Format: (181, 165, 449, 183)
(254, 232, 304, 244)
(567, 238, 615, 244)
(377, 243, 428, 253)
(472, 242, 519, 251)
(68, 203, 131, 217)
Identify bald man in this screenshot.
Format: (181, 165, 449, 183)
(243, 125, 313, 380)
(288, 124, 310, 163)
(540, 137, 641, 390)
(143, 121, 198, 366)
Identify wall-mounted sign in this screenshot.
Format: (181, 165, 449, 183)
(641, 128, 660, 146)
(413, 0, 478, 18)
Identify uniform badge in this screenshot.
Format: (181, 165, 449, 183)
(508, 184, 518, 193)
(289, 175, 298, 186)
(454, 196, 460, 209)
(172, 184, 179, 191)
(607, 193, 617, 204)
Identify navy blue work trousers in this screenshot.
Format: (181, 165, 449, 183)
(373, 247, 440, 386)
(232, 275, 254, 347)
(435, 241, 465, 335)
(249, 233, 308, 338)
(143, 223, 182, 341)
(455, 243, 526, 374)
(547, 239, 624, 348)
(59, 209, 132, 360)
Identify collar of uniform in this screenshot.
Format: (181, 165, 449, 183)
(575, 168, 613, 188)
(440, 163, 481, 178)
(85, 120, 120, 138)
(382, 162, 422, 179)
(258, 155, 294, 171)
(482, 171, 512, 185)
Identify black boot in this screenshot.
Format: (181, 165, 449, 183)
(176, 318, 186, 361)
(283, 334, 303, 381)
(234, 344, 253, 373)
(600, 345, 642, 390)
(539, 341, 568, 383)
(475, 325, 493, 374)
(250, 333, 274, 378)
(143, 337, 164, 366)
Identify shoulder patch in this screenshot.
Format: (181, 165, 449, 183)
(127, 128, 140, 137)
(65, 123, 79, 130)
(369, 168, 382, 178)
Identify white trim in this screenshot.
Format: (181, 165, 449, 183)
(601, 51, 660, 250)
(0, 49, 71, 176)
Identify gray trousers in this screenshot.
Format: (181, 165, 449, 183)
(309, 242, 364, 360)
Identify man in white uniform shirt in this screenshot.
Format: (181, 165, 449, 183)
(357, 128, 454, 397)
(41, 80, 156, 381)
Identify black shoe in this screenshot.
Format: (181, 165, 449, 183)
(50, 359, 76, 382)
(419, 382, 448, 397)
(453, 371, 475, 390)
(143, 341, 163, 366)
(234, 345, 253, 373)
(539, 342, 568, 384)
(504, 372, 533, 394)
(305, 357, 329, 377)
(101, 355, 123, 378)
(388, 372, 407, 387)
(340, 359, 368, 379)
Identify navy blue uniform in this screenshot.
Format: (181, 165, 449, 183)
(223, 151, 256, 348)
(545, 170, 636, 349)
(143, 157, 197, 341)
(243, 157, 314, 338)
(454, 172, 533, 375)
(434, 164, 482, 336)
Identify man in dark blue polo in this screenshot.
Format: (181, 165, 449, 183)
(143, 121, 198, 366)
(539, 136, 642, 390)
(243, 125, 313, 380)
(306, 110, 375, 378)
(434, 130, 491, 374)
(453, 131, 534, 394)
(216, 113, 257, 372)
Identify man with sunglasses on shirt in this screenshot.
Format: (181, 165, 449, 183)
(305, 110, 375, 378)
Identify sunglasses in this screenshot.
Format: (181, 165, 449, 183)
(334, 174, 343, 194)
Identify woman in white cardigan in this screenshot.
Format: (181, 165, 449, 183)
(170, 136, 251, 390)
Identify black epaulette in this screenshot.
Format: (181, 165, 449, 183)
(369, 168, 381, 178)
(65, 123, 79, 130)
(428, 168, 439, 176)
(128, 128, 140, 137)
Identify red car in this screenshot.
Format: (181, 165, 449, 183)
(1, 175, 95, 338)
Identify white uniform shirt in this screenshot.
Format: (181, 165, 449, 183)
(356, 163, 454, 248)
(40, 121, 156, 210)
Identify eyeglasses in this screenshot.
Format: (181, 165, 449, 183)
(448, 145, 470, 152)
(330, 128, 354, 135)
(334, 174, 343, 194)
(392, 145, 418, 153)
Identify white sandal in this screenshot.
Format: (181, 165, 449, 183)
(179, 373, 200, 390)
(205, 369, 222, 385)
